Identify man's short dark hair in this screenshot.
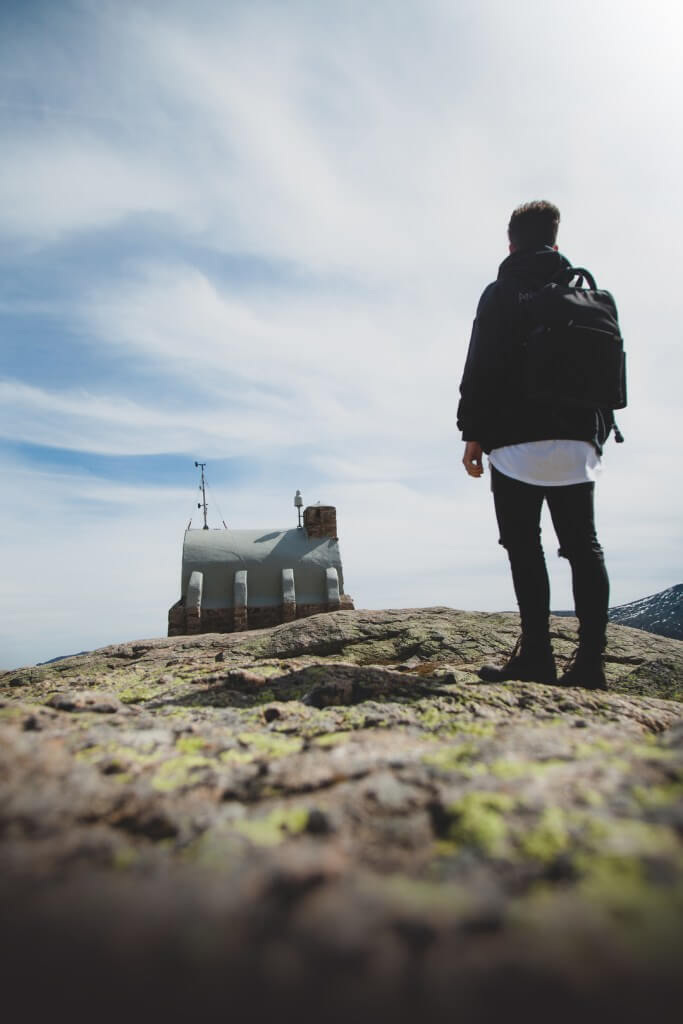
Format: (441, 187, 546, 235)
(508, 200, 560, 250)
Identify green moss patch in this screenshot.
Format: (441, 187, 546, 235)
(488, 757, 567, 779)
(519, 807, 570, 862)
(75, 742, 164, 769)
(0, 705, 28, 723)
(422, 743, 479, 772)
(119, 685, 164, 704)
(237, 731, 304, 758)
(574, 786, 605, 808)
(629, 744, 676, 762)
(313, 731, 353, 748)
(175, 735, 208, 754)
(232, 806, 310, 846)
(416, 704, 454, 731)
(219, 748, 255, 765)
(150, 755, 215, 792)
(631, 782, 683, 808)
(446, 791, 516, 854)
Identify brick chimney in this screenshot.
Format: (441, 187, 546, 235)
(303, 504, 338, 540)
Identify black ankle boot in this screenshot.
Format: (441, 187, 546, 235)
(478, 638, 557, 685)
(558, 647, 607, 690)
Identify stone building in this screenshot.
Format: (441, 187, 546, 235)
(168, 503, 354, 636)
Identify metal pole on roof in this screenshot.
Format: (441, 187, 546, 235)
(195, 461, 209, 530)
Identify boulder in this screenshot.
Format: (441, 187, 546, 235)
(1, 608, 682, 1023)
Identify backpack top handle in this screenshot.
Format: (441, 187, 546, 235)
(567, 266, 598, 291)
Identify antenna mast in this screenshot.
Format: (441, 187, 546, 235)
(195, 461, 209, 530)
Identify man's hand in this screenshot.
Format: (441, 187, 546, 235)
(463, 441, 484, 478)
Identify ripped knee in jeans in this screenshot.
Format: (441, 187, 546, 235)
(557, 539, 604, 561)
(498, 527, 544, 554)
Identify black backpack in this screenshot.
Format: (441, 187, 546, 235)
(521, 266, 627, 427)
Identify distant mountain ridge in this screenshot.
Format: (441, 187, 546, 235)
(609, 584, 683, 641)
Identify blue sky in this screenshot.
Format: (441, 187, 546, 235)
(1, 0, 682, 667)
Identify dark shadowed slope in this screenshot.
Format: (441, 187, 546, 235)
(610, 583, 683, 641)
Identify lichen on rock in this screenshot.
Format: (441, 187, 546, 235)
(1, 607, 682, 1021)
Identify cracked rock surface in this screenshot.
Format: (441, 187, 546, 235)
(1, 608, 682, 1023)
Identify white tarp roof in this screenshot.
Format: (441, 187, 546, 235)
(181, 527, 346, 608)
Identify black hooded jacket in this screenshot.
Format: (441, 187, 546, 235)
(457, 247, 613, 454)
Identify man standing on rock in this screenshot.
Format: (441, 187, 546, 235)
(457, 201, 612, 689)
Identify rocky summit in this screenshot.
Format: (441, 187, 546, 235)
(1, 608, 683, 1024)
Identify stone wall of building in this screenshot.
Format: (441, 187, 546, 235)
(168, 597, 354, 637)
(167, 600, 186, 637)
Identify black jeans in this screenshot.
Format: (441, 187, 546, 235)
(490, 466, 609, 652)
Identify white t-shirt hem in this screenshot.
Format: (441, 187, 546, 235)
(488, 440, 602, 487)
